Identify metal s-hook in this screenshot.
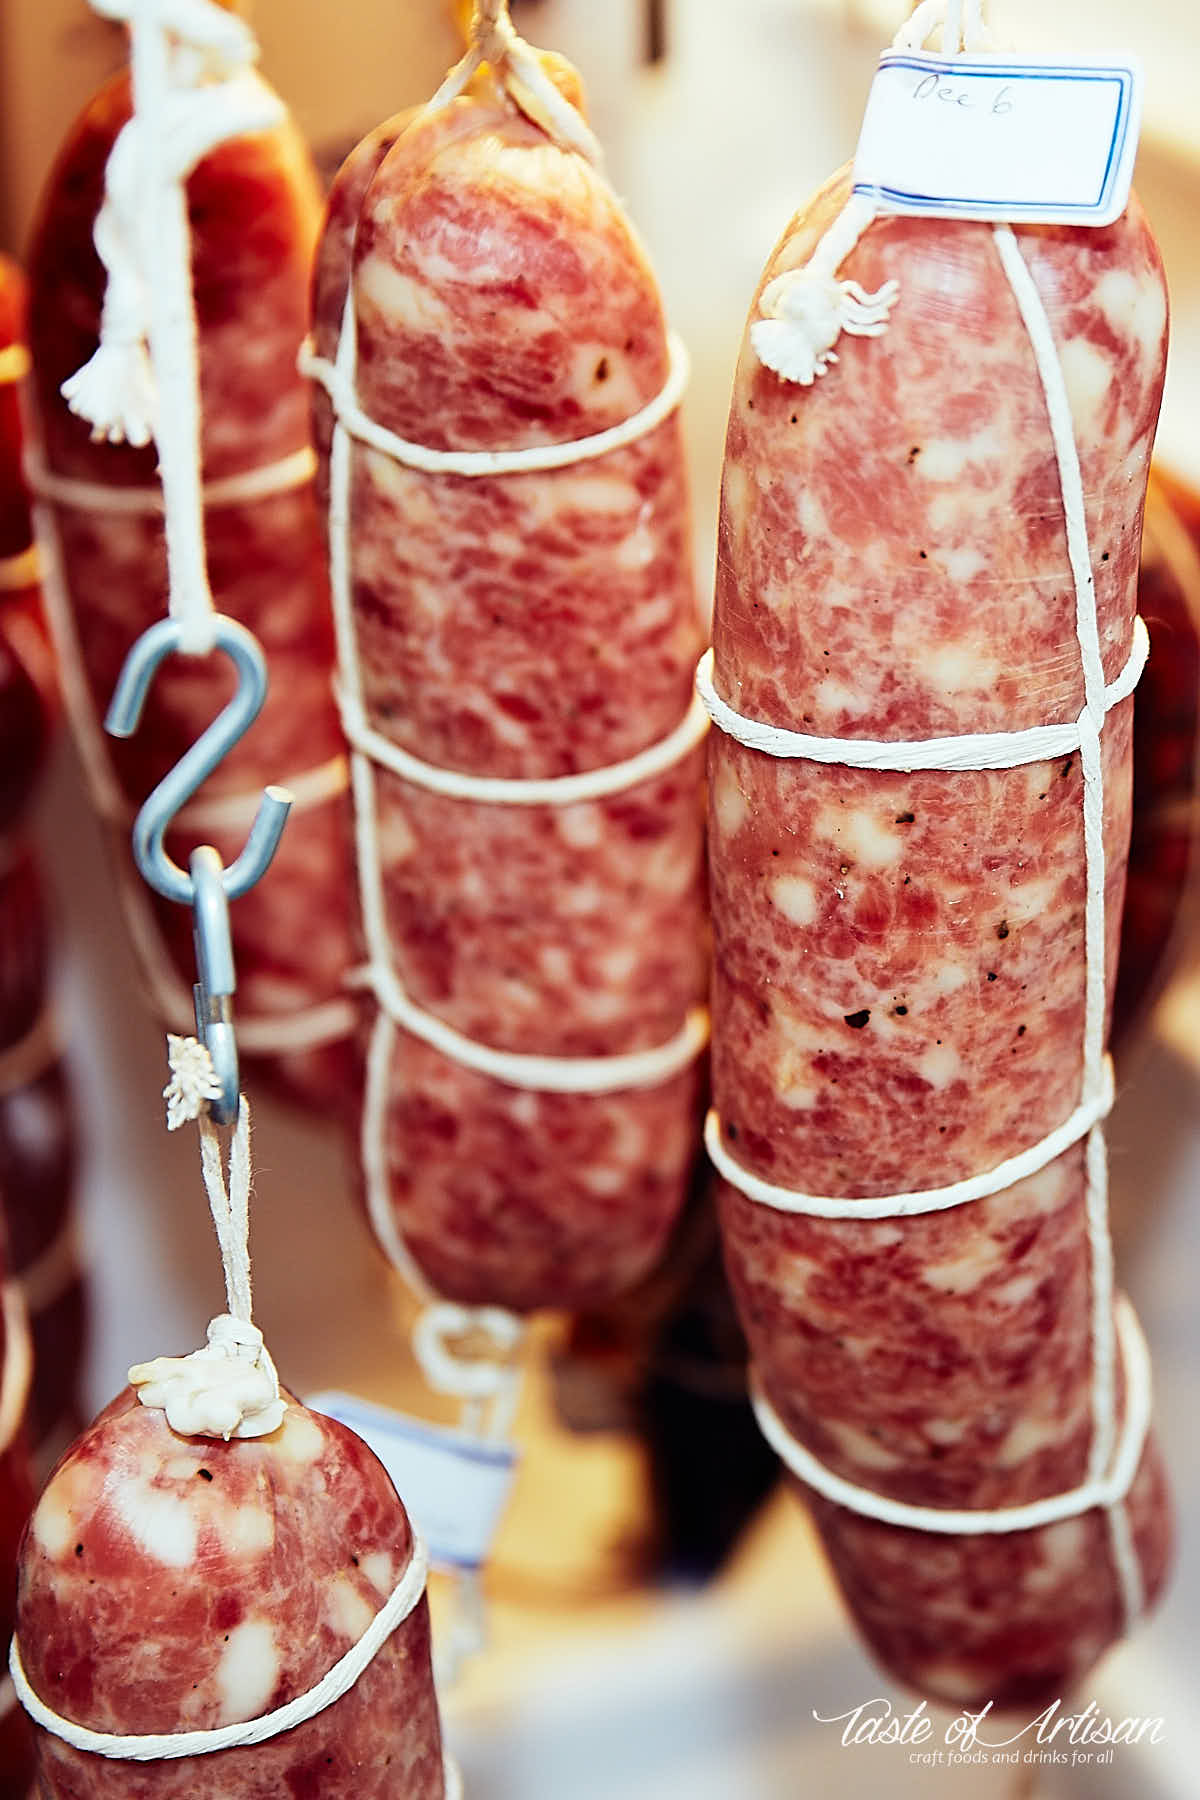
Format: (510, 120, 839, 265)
(106, 612, 293, 1124)
(105, 614, 293, 904)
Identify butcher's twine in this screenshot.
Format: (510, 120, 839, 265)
(311, 239, 707, 1310)
(704, 0, 1148, 1627)
(9, 1038, 448, 1768)
(9, 1532, 444, 1764)
(750, 0, 990, 386)
(33, 487, 355, 1053)
(0, 1281, 33, 1457)
(427, 0, 601, 164)
(29, 0, 354, 1061)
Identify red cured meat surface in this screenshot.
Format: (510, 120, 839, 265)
(311, 67, 706, 1310)
(17, 1391, 445, 1797)
(0, 1068, 84, 1457)
(711, 168, 1171, 1706)
(26, 77, 356, 1108)
(1114, 471, 1200, 1042)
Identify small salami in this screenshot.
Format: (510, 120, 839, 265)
(26, 43, 357, 1112)
(309, 5, 707, 1311)
(14, 1388, 449, 1797)
(704, 130, 1172, 1707)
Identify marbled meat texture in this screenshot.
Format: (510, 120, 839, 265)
(17, 1392, 445, 1797)
(26, 77, 356, 1110)
(311, 66, 706, 1311)
(1113, 470, 1200, 1043)
(711, 168, 1172, 1707)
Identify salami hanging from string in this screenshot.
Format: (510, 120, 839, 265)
(306, 0, 709, 1322)
(24, 0, 358, 1114)
(701, 0, 1172, 1706)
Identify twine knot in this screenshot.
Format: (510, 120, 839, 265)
(163, 1032, 222, 1128)
(130, 1312, 284, 1439)
(751, 267, 899, 386)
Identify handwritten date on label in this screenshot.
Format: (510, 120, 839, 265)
(853, 51, 1142, 227)
(912, 71, 1012, 115)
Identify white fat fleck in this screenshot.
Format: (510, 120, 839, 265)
(580, 1163, 629, 1196)
(325, 1574, 375, 1644)
(992, 1271, 1039, 1309)
(1092, 267, 1167, 354)
(931, 962, 968, 996)
(115, 1484, 197, 1568)
(216, 1620, 279, 1724)
(922, 1239, 1001, 1295)
(930, 546, 987, 585)
(358, 257, 452, 335)
(926, 1417, 968, 1446)
(547, 472, 636, 518)
(770, 874, 819, 926)
(1058, 337, 1113, 436)
(378, 810, 417, 863)
(360, 1551, 396, 1599)
(539, 945, 573, 986)
(995, 1410, 1061, 1468)
(713, 762, 749, 838)
(613, 521, 656, 573)
(823, 1418, 903, 1472)
(600, 944, 638, 985)
(842, 810, 903, 868)
(32, 1483, 82, 1560)
(912, 423, 1006, 483)
(508, 1091, 540, 1128)
(816, 677, 869, 719)
(557, 803, 605, 851)
(221, 1503, 276, 1558)
(273, 1407, 326, 1466)
(560, 880, 604, 917)
(1037, 1517, 1087, 1567)
(774, 1050, 816, 1110)
(916, 1041, 961, 1090)
(923, 642, 999, 694)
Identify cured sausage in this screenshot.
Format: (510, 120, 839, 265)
(0, 1276, 35, 1793)
(0, 256, 86, 1464)
(704, 161, 1172, 1707)
(13, 1388, 450, 1797)
(26, 66, 357, 1114)
(1114, 471, 1200, 1043)
(309, 9, 707, 1312)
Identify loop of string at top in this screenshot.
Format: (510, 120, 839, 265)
(424, 0, 601, 163)
(751, 0, 993, 387)
(61, 0, 285, 654)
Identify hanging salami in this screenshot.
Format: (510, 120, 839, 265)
(24, 8, 357, 1114)
(701, 6, 1172, 1707)
(0, 255, 87, 1465)
(307, 0, 708, 1313)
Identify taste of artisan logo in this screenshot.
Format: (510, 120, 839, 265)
(812, 1695, 1166, 1769)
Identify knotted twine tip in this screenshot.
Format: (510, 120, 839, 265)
(137, 1034, 283, 1439)
(751, 267, 900, 387)
(130, 1313, 285, 1440)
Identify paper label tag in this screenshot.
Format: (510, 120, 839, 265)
(309, 1390, 518, 1571)
(852, 51, 1143, 226)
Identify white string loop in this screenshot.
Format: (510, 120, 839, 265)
(61, 0, 284, 654)
(711, 198, 1146, 1619)
(134, 1054, 283, 1439)
(10, 1534, 436, 1761)
(0, 1282, 33, 1456)
(300, 314, 690, 479)
(422, 0, 601, 164)
(753, 1295, 1151, 1541)
(697, 620, 1146, 771)
(751, 1, 995, 385)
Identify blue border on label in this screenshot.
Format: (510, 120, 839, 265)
(852, 56, 1135, 219)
